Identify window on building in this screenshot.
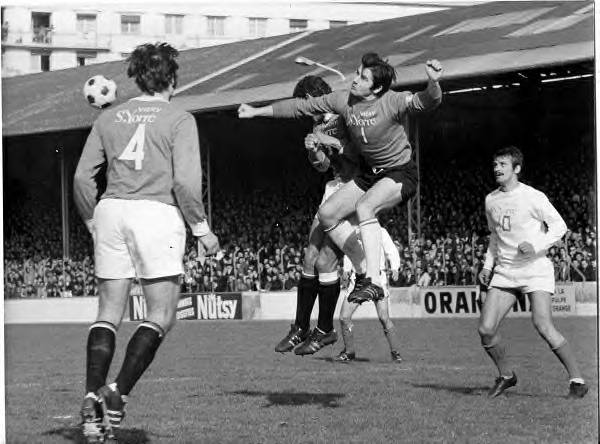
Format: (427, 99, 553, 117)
(329, 20, 347, 28)
(121, 15, 140, 34)
(165, 14, 183, 34)
(31, 12, 52, 43)
(289, 19, 308, 32)
(248, 17, 267, 37)
(207, 16, 225, 36)
(76, 14, 97, 33)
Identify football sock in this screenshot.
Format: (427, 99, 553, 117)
(340, 319, 355, 354)
(358, 218, 382, 285)
(86, 321, 117, 394)
(482, 337, 512, 377)
(115, 322, 164, 396)
(294, 274, 318, 331)
(316, 275, 340, 333)
(552, 341, 583, 380)
(383, 324, 401, 354)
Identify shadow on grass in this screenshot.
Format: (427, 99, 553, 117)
(411, 383, 565, 399)
(41, 425, 155, 443)
(228, 389, 345, 408)
(411, 382, 489, 395)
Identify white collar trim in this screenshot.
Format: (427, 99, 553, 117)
(129, 95, 170, 103)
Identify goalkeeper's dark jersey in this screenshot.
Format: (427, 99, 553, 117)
(74, 95, 207, 230)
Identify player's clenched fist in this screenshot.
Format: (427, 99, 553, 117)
(238, 103, 256, 118)
(479, 268, 491, 286)
(425, 59, 443, 82)
(517, 241, 535, 258)
(304, 133, 319, 152)
(198, 231, 220, 257)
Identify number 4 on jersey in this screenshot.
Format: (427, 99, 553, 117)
(119, 124, 145, 170)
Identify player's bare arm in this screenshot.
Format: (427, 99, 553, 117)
(237, 103, 274, 118)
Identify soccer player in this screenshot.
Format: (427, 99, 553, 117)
(238, 53, 442, 306)
(275, 75, 364, 355)
(478, 146, 588, 398)
(336, 226, 403, 362)
(73, 42, 220, 441)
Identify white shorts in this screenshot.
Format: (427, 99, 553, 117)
(93, 198, 186, 279)
(490, 258, 555, 294)
(320, 178, 344, 205)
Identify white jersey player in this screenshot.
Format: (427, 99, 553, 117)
(478, 146, 587, 399)
(335, 227, 403, 362)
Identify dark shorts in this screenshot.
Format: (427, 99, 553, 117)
(354, 160, 418, 201)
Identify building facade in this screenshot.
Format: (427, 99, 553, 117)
(1, 2, 451, 77)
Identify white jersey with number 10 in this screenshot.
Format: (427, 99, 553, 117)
(483, 183, 567, 269)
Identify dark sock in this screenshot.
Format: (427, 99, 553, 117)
(114, 322, 164, 396)
(316, 279, 340, 332)
(483, 342, 512, 377)
(86, 322, 116, 394)
(294, 275, 318, 330)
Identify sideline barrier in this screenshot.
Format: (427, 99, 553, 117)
(418, 284, 577, 318)
(4, 285, 595, 324)
(129, 293, 243, 321)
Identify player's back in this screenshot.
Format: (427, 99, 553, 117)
(95, 96, 192, 206)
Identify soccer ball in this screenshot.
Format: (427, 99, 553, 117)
(83, 75, 117, 109)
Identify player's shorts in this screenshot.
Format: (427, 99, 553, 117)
(490, 258, 555, 294)
(354, 160, 418, 198)
(93, 198, 186, 279)
(320, 177, 345, 205)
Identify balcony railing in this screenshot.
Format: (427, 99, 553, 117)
(1, 28, 106, 48)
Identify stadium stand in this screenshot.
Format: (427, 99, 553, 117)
(4, 150, 596, 298)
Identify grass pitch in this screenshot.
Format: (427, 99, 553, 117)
(4, 317, 598, 443)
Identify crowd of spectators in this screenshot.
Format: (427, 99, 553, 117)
(4, 152, 596, 298)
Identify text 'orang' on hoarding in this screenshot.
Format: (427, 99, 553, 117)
(420, 285, 575, 317)
(420, 287, 529, 317)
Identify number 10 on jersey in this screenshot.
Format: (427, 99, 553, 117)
(119, 124, 145, 170)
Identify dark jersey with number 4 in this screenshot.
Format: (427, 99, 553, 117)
(74, 96, 206, 229)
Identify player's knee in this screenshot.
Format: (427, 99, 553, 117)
(380, 318, 394, 331)
(532, 316, 554, 339)
(317, 205, 339, 228)
(478, 322, 496, 341)
(340, 316, 352, 327)
(315, 251, 337, 274)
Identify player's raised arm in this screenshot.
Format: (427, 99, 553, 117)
(237, 103, 274, 118)
(74, 122, 107, 232)
(172, 113, 219, 254)
(406, 59, 443, 113)
(238, 90, 346, 120)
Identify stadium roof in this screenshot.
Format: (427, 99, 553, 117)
(2, 0, 593, 137)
